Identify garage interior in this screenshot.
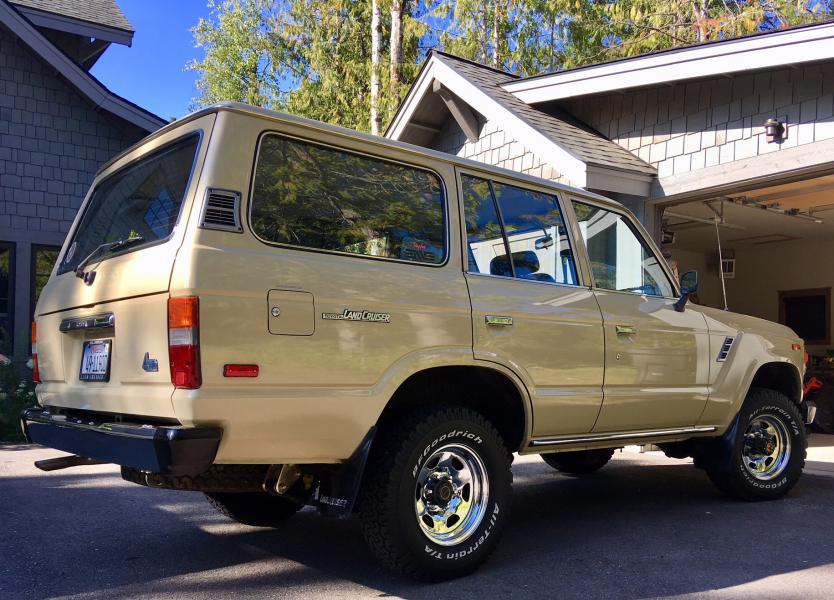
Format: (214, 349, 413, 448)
(660, 173, 834, 364)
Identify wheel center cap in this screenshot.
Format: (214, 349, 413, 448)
(425, 475, 455, 508)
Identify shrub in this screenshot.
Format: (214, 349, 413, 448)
(0, 362, 37, 442)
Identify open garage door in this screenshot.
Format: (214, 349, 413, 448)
(659, 174, 834, 364)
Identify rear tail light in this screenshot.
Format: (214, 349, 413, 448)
(31, 322, 40, 384)
(168, 296, 201, 389)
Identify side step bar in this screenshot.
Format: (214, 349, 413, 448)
(529, 426, 717, 449)
(34, 455, 108, 472)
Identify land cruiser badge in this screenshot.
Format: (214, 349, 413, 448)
(322, 309, 390, 323)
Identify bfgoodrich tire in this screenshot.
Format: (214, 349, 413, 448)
(357, 406, 512, 581)
(205, 492, 302, 526)
(541, 448, 615, 475)
(705, 388, 806, 501)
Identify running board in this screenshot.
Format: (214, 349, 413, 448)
(529, 426, 717, 449)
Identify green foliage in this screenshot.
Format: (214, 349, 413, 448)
(0, 363, 36, 442)
(188, 0, 834, 131)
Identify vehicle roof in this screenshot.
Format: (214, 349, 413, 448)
(98, 101, 624, 210)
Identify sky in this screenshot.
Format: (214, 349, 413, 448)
(90, 0, 210, 121)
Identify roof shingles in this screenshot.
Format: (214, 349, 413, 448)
(11, 0, 133, 33)
(433, 51, 655, 176)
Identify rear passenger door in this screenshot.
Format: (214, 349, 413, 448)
(461, 172, 605, 437)
(569, 200, 711, 432)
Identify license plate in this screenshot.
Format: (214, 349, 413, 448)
(79, 339, 111, 382)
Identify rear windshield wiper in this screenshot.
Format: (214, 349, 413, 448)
(74, 235, 144, 279)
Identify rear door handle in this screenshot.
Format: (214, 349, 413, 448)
(615, 324, 638, 335)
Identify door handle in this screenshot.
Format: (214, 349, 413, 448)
(485, 315, 513, 326)
(615, 324, 638, 335)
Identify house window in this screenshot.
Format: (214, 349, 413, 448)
(0, 243, 15, 354)
(779, 288, 831, 346)
(31, 245, 60, 321)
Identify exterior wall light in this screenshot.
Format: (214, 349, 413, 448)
(764, 118, 785, 143)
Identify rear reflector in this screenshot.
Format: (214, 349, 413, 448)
(31, 322, 40, 384)
(223, 364, 259, 378)
(168, 296, 201, 389)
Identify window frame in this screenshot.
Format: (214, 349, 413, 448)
(57, 130, 204, 276)
(30, 244, 61, 321)
(247, 130, 450, 268)
(568, 197, 680, 300)
(0, 241, 15, 353)
(457, 168, 584, 289)
(778, 287, 831, 346)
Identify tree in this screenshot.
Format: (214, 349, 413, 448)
(371, 0, 382, 135)
(390, 0, 405, 105)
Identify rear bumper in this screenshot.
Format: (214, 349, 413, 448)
(21, 407, 222, 476)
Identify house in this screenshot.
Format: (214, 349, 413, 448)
(0, 0, 165, 364)
(387, 22, 834, 358)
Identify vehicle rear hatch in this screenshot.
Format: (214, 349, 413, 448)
(34, 114, 215, 419)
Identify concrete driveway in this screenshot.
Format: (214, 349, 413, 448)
(2, 435, 833, 600)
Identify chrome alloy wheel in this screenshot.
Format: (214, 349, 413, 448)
(414, 443, 489, 546)
(741, 415, 792, 481)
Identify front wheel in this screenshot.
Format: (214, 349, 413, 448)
(704, 388, 806, 501)
(357, 406, 512, 581)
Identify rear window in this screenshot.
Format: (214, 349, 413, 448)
(250, 133, 446, 265)
(59, 134, 200, 274)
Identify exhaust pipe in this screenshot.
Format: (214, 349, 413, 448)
(34, 455, 108, 472)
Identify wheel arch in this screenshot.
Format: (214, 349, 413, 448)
(749, 361, 803, 405)
(376, 365, 531, 452)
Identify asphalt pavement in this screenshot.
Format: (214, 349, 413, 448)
(2, 436, 834, 600)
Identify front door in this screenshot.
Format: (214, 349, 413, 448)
(570, 200, 711, 432)
(461, 173, 605, 436)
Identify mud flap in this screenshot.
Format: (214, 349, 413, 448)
(312, 427, 377, 517)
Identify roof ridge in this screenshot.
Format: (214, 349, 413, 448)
(428, 49, 520, 80)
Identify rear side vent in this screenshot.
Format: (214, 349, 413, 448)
(717, 336, 735, 362)
(200, 189, 242, 232)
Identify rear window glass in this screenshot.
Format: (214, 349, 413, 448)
(59, 134, 200, 274)
(250, 134, 446, 265)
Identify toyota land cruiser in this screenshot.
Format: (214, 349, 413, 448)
(23, 103, 814, 581)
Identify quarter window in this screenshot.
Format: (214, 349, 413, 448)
(572, 202, 674, 297)
(462, 175, 578, 286)
(250, 134, 446, 265)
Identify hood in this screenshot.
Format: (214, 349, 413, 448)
(697, 305, 801, 343)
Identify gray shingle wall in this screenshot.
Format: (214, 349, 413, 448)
(563, 63, 834, 179)
(0, 25, 143, 237)
(0, 24, 144, 360)
(433, 114, 565, 183)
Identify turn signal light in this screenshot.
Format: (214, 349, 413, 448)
(168, 296, 201, 389)
(31, 322, 40, 384)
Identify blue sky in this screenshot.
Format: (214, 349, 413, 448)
(91, 0, 209, 120)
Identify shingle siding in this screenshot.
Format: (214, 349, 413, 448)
(563, 62, 834, 179)
(433, 114, 565, 183)
(0, 24, 145, 359)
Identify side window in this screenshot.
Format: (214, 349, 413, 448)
(250, 134, 446, 265)
(492, 182, 578, 285)
(572, 201, 674, 297)
(461, 175, 509, 275)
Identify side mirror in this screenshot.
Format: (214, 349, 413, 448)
(674, 270, 699, 312)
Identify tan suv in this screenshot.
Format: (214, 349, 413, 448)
(23, 103, 815, 581)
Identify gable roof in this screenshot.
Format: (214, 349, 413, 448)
(431, 52, 655, 176)
(0, 0, 164, 132)
(10, 0, 133, 34)
(504, 20, 834, 103)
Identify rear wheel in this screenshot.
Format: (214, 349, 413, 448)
(704, 388, 806, 501)
(541, 448, 615, 475)
(357, 406, 512, 581)
(205, 492, 302, 526)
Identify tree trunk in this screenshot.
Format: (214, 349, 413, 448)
(390, 0, 403, 105)
(692, 0, 708, 42)
(492, 1, 501, 68)
(370, 0, 381, 135)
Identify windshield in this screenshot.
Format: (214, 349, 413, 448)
(59, 134, 200, 274)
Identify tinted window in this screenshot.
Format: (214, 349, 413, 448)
(492, 182, 578, 285)
(60, 135, 199, 274)
(251, 134, 446, 265)
(461, 176, 508, 274)
(572, 202, 673, 297)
